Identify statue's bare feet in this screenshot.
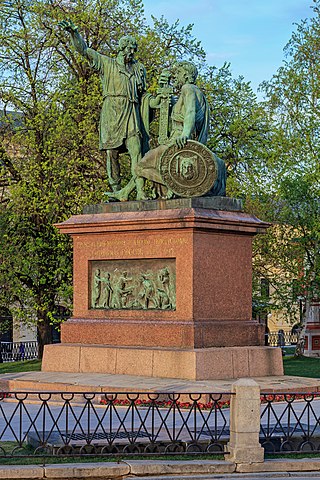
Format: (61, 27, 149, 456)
(136, 191, 148, 201)
(105, 190, 129, 202)
(105, 178, 136, 202)
(165, 188, 174, 199)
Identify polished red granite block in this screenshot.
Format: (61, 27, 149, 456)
(57, 206, 268, 349)
(43, 200, 280, 380)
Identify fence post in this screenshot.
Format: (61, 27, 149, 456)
(227, 378, 264, 464)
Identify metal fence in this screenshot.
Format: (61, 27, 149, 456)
(260, 392, 320, 454)
(0, 341, 38, 362)
(0, 334, 299, 362)
(0, 391, 231, 458)
(265, 332, 298, 348)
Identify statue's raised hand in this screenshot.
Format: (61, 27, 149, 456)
(158, 70, 171, 88)
(175, 135, 188, 149)
(58, 19, 78, 33)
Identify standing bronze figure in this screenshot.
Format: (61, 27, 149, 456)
(59, 20, 148, 200)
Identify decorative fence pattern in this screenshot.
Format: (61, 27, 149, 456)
(265, 332, 298, 347)
(1, 389, 319, 458)
(260, 392, 320, 453)
(0, 333, 299, 363)
(0, 341, 38, 362)
(0, 392, 231, 457)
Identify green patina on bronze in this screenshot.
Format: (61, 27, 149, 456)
(136, 62, 226, 199)
(60, 21, 226, 201)
(90, 259, 176, 311)
(59, 19, 149, 200)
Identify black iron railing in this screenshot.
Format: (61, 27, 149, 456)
(0, 341, 38, 362)
(1, 389, 320, 458)
(260, 392, 320, 453)
(0, 391, 231, 457)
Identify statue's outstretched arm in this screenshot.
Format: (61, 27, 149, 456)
(59, 19, 88, 57)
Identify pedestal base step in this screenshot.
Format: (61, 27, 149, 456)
(42, 343, 283, 380)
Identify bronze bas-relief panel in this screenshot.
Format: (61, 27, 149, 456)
(90, 259, 176, 310)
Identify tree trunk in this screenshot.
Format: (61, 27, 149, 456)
(37, 315, 53, 360)
(294, 299, 309, 357)
(294, 324, 306, 357)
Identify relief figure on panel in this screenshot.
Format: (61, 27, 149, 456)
(138, 273, 158, 309)
(92, 268, 102, 308)
(157, 267, 175, 309)
(101, 272, 113, 308)
(112, 271, 133, 309)
(156, 288, 171, 310)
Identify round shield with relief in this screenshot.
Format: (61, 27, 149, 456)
(159, 140, 218, 197)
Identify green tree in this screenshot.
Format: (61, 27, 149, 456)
(198, 64, 272, 198)
(251, 1, 320, 340)
(0, 0, 206, 357)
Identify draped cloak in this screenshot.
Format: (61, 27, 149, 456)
(136, 82, 226, 196)
(85, 48, 147, 151)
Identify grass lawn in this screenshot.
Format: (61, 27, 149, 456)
(0, 360, 41, 374)
(283, 355, 320, 378)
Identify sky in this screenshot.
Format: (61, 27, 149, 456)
(142, 0, 314, 95)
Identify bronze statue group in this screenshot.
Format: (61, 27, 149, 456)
(59, 20, 226, 201)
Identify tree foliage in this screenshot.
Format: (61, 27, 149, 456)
(0, 0, 208, 356)
(199, 64, 272, 198)
(1, 0, 319, 357)
(252, 1, 320, 328)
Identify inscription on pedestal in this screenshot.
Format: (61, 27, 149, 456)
(90, 259, 176, 310)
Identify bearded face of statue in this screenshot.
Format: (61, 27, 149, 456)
(118, 36, 137, 64)
(123, 43, 136, 63)
(172, 67, 186, 90)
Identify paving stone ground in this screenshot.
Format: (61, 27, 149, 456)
(0, 459, 320, 479)
(0, 373, 319, 478)
(0, 371, 318, 393)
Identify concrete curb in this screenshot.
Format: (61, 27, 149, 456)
(236, 458, 320, 473)
(44, 462, 130, 478)
(122, 459, 236, 476)
(0, 465, 44, 479)
(0, 459, 319, 478)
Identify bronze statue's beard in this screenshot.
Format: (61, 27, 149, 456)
(124, 54, 134, 64)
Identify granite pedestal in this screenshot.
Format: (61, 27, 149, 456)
(42, 197, 283, 380)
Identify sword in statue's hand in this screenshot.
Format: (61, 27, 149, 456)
(157, 70, 173, 145)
